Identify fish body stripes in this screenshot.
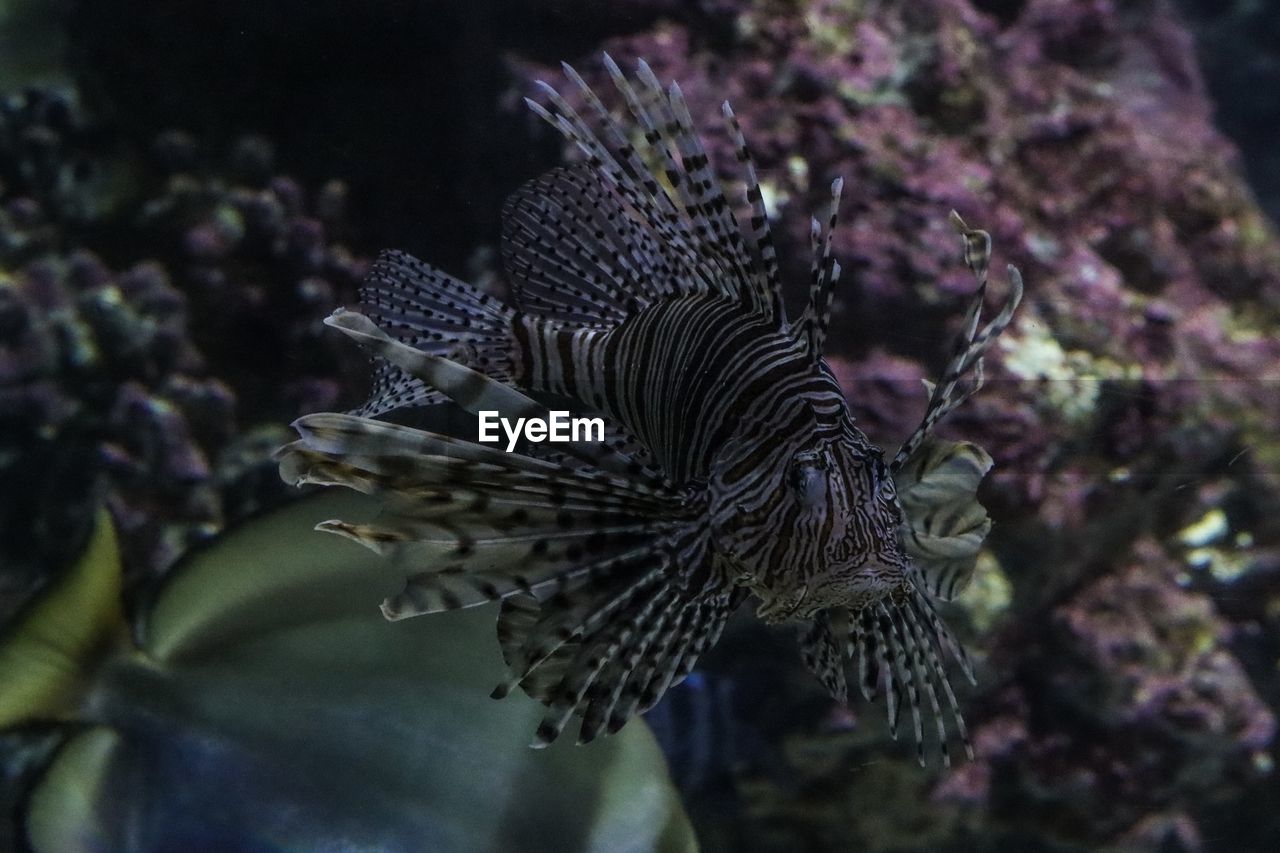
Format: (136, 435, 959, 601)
(513, 314, 608, 405)
(511, 294, 848, 488)
(279, 55, 1022, 765)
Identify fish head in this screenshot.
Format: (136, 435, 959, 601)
(712, 421, 910, 624)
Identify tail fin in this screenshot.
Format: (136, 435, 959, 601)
(353, 250, 518, 418)
(0, 509, 129, 728)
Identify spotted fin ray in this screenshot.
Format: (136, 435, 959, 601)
(282, 309, 730, 746)
(519, 55, 784, 322)
(502, 165, 665, 325)
(892, 213, 1023, 472)
(278, 415, 677, 618)
(798, 609, 849, 704)
(491, 542, 745, 748)
(351, 250, 519, 418)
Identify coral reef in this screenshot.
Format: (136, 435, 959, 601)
(938, 539, 1274, 849)
(509, 0, 1280, 849)
(0, 90, 369, 610)
(0, 248, 226, 596)
(0, 86, 131, 255)
(133, 130, 369, 421)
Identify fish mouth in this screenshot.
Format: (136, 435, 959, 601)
(756, 584, 809, 624)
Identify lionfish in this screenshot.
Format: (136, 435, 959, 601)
(277, 56, 1022, 766)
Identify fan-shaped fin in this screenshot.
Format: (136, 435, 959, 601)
(896, 438, 993, 600)
(522, 54, 787, 322)
(352, 250, 517, 417)
(323, 309, 669, 488)
(501, 166, 664, 324)
(278, 411, 691, 624)
(487, 533, 740, 747)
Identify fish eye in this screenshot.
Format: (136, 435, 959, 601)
(788, 455, 828, 507)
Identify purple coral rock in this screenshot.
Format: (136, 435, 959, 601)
(826, 351, 929, 448)
(268, 175, 304, 215)
(183, 221, 233, 261)
(499, 4, 1280, 847)
(954, 540, 1276, 846)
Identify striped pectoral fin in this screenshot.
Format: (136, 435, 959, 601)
(799, 609, 850, 705)
(574, 579, 737, 744)
(575, 599, 679, 744)
(379, 521, 662, 620)
(606, 593, 707, 732)
(277, 442, 388, 495)
(532, 584, 680, 747)
(532, 584, 733, 748)
(492, 547, 672, 699)
(381, 565, 534, 621)
(513, 572, 671, 748)
(325, 309, 534, 416)
(279, 420, 677, 552)
(284, 411, 669, 512)
(569, 576, 691, 744)
(489, 536, 736, 747)
(279, 407, 697, 640)
(898, 438, 994, 601)
(631, 586, 742, 726)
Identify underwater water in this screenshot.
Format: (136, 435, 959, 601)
(2, 1, 1280, 852)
